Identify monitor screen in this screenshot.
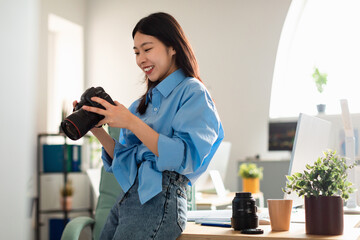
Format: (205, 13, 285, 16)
(268, 121, 297, 151)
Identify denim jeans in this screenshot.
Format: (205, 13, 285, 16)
(99, 171, 189, 240)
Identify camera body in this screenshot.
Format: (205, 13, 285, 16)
(231, 192, 259, 231)
(61, 87, 115, 140)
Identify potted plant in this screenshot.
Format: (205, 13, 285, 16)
(60, 179, 74, 211)
(238, 163, 263, 194)
(283, 149, 357, 235)
(312, 67, 328, 113)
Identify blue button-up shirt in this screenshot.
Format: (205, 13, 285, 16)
(102, 69, 224, 204)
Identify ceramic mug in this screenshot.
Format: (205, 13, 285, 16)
(267, 199, 293, 231)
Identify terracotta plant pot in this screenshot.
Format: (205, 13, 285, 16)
(60, 196, 73, 211)
(242, 178, 260, 194)
(305, 196, 343, 235)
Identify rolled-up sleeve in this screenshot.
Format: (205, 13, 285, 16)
(101, 139, 140, 193)
(101, 138, 125, 172)
(156, 134, 185, 171)
(155, 88, 223, 175)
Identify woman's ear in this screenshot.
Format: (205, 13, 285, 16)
(169, 47, 176, 56)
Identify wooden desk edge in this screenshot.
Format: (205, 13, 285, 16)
(178, 215, 360, 240)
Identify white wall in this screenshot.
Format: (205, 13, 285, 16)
(86, 0, 292, 191)
(0, 0, 39, 239)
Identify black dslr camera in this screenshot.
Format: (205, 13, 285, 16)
(61, 87, 115, 140)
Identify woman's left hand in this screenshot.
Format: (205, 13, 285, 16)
(82, 97, 135, 129)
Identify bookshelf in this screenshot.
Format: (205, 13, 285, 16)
(35, 133, 93, 240)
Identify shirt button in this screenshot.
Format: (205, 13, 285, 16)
(154, 108, 158, 111)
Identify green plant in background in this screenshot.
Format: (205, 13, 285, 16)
(88, 125, 108, 168)
(238, 163, 263, 179)
(89, 134, 103, 168)
(60, 179, 74, 197)
(283, 149, 357, 200)
(312, 67, 328, 93)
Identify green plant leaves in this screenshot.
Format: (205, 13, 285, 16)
(238, 163, 263, 179)
(294, 172, 302, 178)
(313, 67, 328, 93)
(286, 175, 294, 181)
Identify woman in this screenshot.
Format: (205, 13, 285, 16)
(81, 12, 224, 239)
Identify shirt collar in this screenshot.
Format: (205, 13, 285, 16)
(155, 69, 186, 98)
(145, 69, 186, 104)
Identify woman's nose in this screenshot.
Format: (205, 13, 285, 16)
(137, 53, 146, 65)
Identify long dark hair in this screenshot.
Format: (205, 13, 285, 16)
(132, 12, 202, 115)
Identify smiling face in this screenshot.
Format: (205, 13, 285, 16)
(133, 32, 177, 82)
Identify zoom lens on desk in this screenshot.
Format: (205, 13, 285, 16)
(231, 192, 258, 231)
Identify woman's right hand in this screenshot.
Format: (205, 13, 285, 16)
(73, 99, 103, 132)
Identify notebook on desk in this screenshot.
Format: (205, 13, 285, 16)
(256, 208, 305, 223)
(187, 209, 271, 225)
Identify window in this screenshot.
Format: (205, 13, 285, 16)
(270, 0, 360, 118)
(47, 14, 84, 133)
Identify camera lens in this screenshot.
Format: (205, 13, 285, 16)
(61, 108, 103, 140)
(231, 192, 258, 231)
(61, 120, 81, 140)
(60, 87, 115, 140)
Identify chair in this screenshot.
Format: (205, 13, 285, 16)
(61, 127, 123, 240)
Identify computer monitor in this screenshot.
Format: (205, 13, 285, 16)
(284, 113, 332, 207)
(268, 121, 297, 151)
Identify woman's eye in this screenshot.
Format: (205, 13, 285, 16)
(144, 48, 152, 52)
(134, 52, 139, 55)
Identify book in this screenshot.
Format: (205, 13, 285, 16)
(43, 145, 81, 172)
